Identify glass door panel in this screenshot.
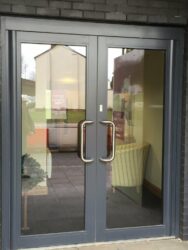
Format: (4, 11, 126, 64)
(106, 48, 165, 228)
(21, 43, 87, 235)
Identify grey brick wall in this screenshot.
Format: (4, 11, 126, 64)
(0, 0, 188, 247)
(0, 0, 187, 24)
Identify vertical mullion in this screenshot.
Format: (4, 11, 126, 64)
(11, 30, 21, 250)
(96, 37, 108, 241)
(163, 40, 174, 236)
(2, 28, 11, 250)
(85, 36, 98, 241)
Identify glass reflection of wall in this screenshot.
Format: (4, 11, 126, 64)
(21, 44, 86, 234)
(107, 48, 164, 228)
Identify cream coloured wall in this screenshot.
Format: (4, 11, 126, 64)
(111, 49, 164, 190)
(143, 51, 165, 189)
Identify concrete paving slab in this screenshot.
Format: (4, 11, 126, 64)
(21, 238, 188, 250)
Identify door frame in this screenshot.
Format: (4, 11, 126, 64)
(10, 31, 98, 249)
(1, 16, 184, 250)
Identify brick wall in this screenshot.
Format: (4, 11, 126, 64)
(0, 0, 187, 24)
(0, 0, 188, 246)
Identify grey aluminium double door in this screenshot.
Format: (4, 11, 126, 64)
(2, 19, 183, 250)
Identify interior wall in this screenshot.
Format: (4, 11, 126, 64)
(143, 51, 165, 190)
(112, 49, 164, 190)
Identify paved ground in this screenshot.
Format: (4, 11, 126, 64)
(22, 152, 162, 235)
(23, 238, 188, 250)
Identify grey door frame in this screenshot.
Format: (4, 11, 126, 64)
(1, 16, 184, 250)
(4, 30, 98, 250)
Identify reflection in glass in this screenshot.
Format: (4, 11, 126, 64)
(107, 48, 165, 228)
(21, 44, 86, 234)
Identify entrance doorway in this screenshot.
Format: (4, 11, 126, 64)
(20, 36, 164, 236)
(2, 18, 183, 250)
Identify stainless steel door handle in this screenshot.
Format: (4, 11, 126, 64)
(80, 120, 94, 163)
(100, 120, 116, 163)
